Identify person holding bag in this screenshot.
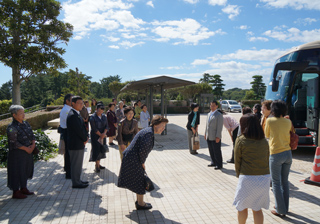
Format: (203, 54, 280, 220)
(118, 115, 169, 210)
(186, 103, 200, 155)
(89, 103, 109, 173)
(117, 107, 138, 160)
(7, 105, 36, 199)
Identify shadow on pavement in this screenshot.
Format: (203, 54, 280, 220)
(284, 212, 320, 224)
(126, 209, 182, 224)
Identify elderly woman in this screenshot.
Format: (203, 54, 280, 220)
(115, 101, 125, 124)
(233, 114, 270, 224)
(7, 105, 36, 199)
(107, 103, 117, 146)
(117, 107, 139, 160)
(265, 100, 292, 217)
(118, 115, 169, 210)
(139, 104, 150, 129)
(186, 103, 200, 155)
(89, 104, 109, 173)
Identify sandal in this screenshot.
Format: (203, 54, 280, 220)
(271, 210, 286, 217)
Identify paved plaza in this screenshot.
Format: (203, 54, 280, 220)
(0, 113, 320, 224)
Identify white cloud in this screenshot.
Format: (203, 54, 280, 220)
(183, 0, 199, 4)
(62, 0, 145, 39)
(116, 58, 124, 61)
(249, 36, 269, 42)
(151, 19, 225, 45)
(191, 59, 210, 66)
(222, 5, 241, 19)
(239, 25, 249, 30)
(264, 27, 320, 42)
(119, 41, 145, 48)
(109, 45, 120, 49)
(294, 18, 317, 26)
(213, 49, 286, 61)
(260, 0, 320, 10)
(159, 66, 184, 70)
(122, 33, 136, 39)
(146, 1, 154, 8)
(208, 0, 227, 6)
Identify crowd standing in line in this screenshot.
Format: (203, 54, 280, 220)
(89, 103, 108, 173)
(186, 103, 200, 155)
(6, 105, 36, 199)
(117, 107, 139, 160)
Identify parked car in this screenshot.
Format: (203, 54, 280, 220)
(221, 100, 242, 113)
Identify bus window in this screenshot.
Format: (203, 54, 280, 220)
(265, 70, 292, 101)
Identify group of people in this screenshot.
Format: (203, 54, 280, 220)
(6, 96, 293, 218)
(186, 100, 293, 223)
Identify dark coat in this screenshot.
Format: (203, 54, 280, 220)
(89, 113, 108, 161)
(118, 127, 154, 195)
(186, 111, 200, 131)
(67, 109, 88, 150)
(107, 110, 117, 137)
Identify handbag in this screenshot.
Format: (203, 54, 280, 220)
(144, 172, 155, 192)
(192, 131, 200, 150)
(290, 123, 299, 150)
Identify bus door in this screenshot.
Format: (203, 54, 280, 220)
(305, 74, 319, 130)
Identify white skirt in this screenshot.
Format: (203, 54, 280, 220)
(233, 174, 270, 211)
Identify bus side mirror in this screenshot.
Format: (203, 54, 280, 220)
(272, 79, 279, 92)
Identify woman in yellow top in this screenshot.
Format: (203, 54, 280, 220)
(265, 100, 292, 217)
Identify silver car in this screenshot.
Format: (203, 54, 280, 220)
(221, 100, 242, 113)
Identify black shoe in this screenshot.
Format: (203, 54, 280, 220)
(99, 165, 106, 169)
(95, 167, 100, 173)
(227, 159, 234, 163)
(214, 166, 222, 170)
(109, 142, 115, 146)
(65, 175, 71, 179)
(135, 201, 152, 210)
(72, 184, 89, 189)
(190, 152, 198, 155)
(208, 164, 215, 167)
(81, 181, 89, 184)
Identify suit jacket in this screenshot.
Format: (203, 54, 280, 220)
(67, 109, 88, 150)
(186, 111, 200, 131)
(205, 110, 223, 141)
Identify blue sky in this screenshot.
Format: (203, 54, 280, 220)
(1, 0, 320, 90)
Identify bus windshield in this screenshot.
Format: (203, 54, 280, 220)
(265, 70, 292, 101)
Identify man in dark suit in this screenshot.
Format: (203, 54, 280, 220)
(67, 96, 89, 188)
(204, 101, 224, 170)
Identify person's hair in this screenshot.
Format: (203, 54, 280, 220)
(150, 115, 169, 127)
(63, 93, 73, 105)
(253, 104, 261, 112)
(112, 98, 116, 102)
(137, 100, 141, 103)
(91, 99, 96, 106)
(271, 100, 287, 118)
(240, 114, 265, 140)
(190, 103, 199, 111)
(261, 100, 272, 110)
(211, 100, 218, 106)
(119, 101, 123, 105)
(140, 104, 147, 109)
(217, 109, 226, 115)
(124, 106, 134, 115)
(108, 103, 115, 108)
(134, 102, 138, 107)
(122, 99, 126, 102)
(9, 105, 24, 115)
(97, 103, 105, 110)
(242, 106, 252, 115)
(84, 100, 89, 104)
(71, 96, 83, 103)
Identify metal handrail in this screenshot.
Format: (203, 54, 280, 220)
(0, 104, 46, 120)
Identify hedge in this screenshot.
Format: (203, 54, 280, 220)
(0, 99, 12, 115)
(0, 110, 61, 135)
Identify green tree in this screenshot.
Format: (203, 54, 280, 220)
(0, 0, 73, 104)
(89, 82, 103, 99)
(100, 75, 121, 98)
(63, 68, 91, 99)
(243, 90, 256, 100)
(211, 75, 225, 98)
(109, 81, 126, 99)
(250, 75, 266, 99)
(180, 83, 212, 102)
(0, 81, 12, 100)
(199, 73, 213, 83)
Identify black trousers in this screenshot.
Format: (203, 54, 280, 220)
(207, 139, 222, 168)
(61, 129, 71, 178)
(230, 126, 239, 161)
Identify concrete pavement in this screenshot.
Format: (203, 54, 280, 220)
(0, 113, 319, 224)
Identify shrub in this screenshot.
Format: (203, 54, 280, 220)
(0, 130, 58, 168)
(0, 99, 12, 115)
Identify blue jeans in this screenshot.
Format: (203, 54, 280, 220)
(269, 150, 292, 215)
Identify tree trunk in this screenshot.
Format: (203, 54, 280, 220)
(12, 66, 22, 105)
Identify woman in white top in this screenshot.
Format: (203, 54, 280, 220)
(139, 104, 150, 129)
